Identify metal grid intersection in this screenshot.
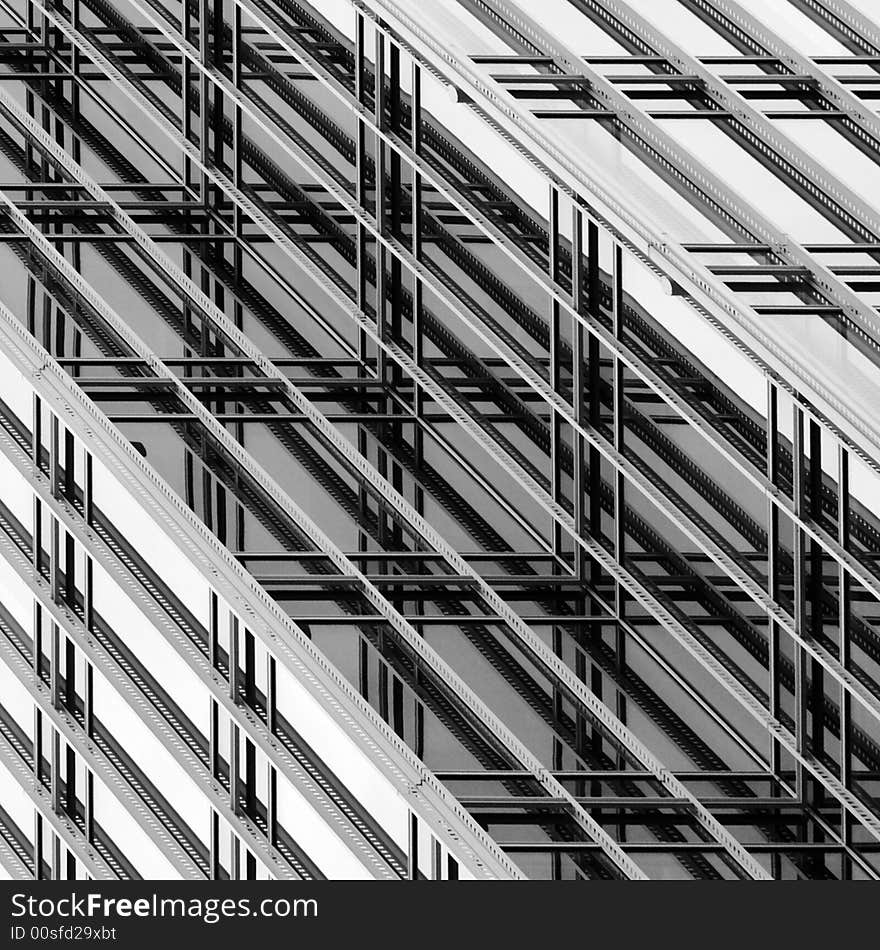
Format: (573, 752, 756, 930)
(0, 0, 878, 880)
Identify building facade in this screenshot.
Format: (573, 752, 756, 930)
(0, 0, 878, 880)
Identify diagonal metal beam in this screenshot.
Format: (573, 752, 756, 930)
(574, 0, 880, 231)
(0, 601, 208, 879)
(682, 0, 880, 153)
(35, 0, 880, 857)
(360, 0, 880, 465)
(0, 114, 633, 875)
(0, 711, 117, 880)
(1, 17, 781, 880)
(791, 0, 880, 57)
(0, 387, 406, 879)
(0, 244, 521, 884)
(20, 9, 878, 763)
(0, 446, 305, 879)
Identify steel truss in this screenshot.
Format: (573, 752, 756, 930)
(0, 0, 877, 879)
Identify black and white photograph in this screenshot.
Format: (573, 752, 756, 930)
(0, 0, 877, 940)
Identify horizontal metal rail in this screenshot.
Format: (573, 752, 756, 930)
(0, 151, 526, 883)
(684, 0, 880, 153)
(572, 0, 880, 239)
(5, 0, 880, 876)
(77, 1, 880, 788)
(33, 0, 880, 788)
(0, 697, 116, 879)
(0, 394, 403, 879)
(68, 0, 880, 850)
(0, 590, 207, 879)
(0, 117, 650, 885)
(24, 0, 880, 633)
(361, 0, 880, 466)
(0, 0, 756, 876)
(118, 0, 880, 628)
(0, 434, 305, 879)
(4, 12, 778, 880)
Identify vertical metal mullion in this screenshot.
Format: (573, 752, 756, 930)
(70, 0, 81, 170)
(210, 809, 219, 879)
(32, 393, 41, 470)
(33, 602, 42, 684)
(244, 738, 256, 817)
(232, 0, 244, 498)
(571, 205, 587, 794)
(229, 612, 239, 702)
(374, 28, 387, 382)
(50, 726, 60, 813)
(611, 242, 627, 814)
(212, 0, 224, 175)
(548, 186, 564, 790)
(230, 830, 240, 880)
(32, 495, 42, 574)
(209, 590, 219, 671)
(766, 380, 781, 789)
(407, 812, 419, 880)
(378, 645, 389, 724)
(411, 60, 424, 519)
(33, 707, 42, 783)
(50, 622, 59, 710)
(69, 0, 84, 370)
(792, 405, 807, 803)
(182, 0, 192, 165)
(808, 421, 824, 770)
(244, 630, 256, 709)
(25, 3, 35, 345)
(198, 0, 211, 205)
(65, 742, 76, 818)
(267, 763, 277, 847)
(181, 0, 195, 432)
(229, 721, 240, 816)
(838, 444, 852, 875)
(585, 220, 604, 802)
(83, 555, 92, 633)
(231, 0, 244, 529)
(266, 654, 276, 734)
(50, 516, 59, 604)
(209, 697, 219, 781)
(84, 769, 93, 844)
(571, 207, 585, 572)
(355, 12, 371, 559)
(355, 13, 368, 314)
(49, 413, 59, 499)
(33, 811, 42, 879)
(83, 662, 92, 740)
(374, 29, 391, 548)
(83, 451, 92, 527)
(387, 38, 404, 546)
(64, 630, 75, 712)
(765, 379, 781, 874)
(358, 635, 369, 701)
(611, 246, 625, 646)
(431, 838, 442, 881)
(52, 834, 61, 882)
(63, 430, 74, 503)
(806, 419, 824, 870)
(231, 6, 243, 253)
(587, 222, 601, 540)
(64, 531, 75, 610)
(549, 185, 563, 559)
(409, 57, 425, 710)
